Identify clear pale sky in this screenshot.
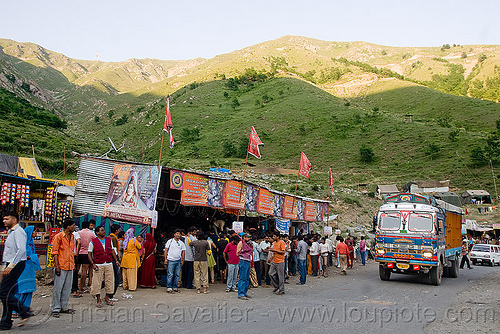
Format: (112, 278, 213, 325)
(1, 0, 498, 62)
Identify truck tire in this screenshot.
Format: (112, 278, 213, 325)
(443, 267, 449, 278)
(472, 260, 476, 265)
(430, 261, 442, 286)
(490, 260, 495, 267)
(449, 255, 459, 278)
(379, 265, 391, 281)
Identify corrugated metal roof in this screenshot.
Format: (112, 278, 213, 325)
(73, 158, 116, 216)
(377, 184, 399, 194)
(462, 190, 491, 197)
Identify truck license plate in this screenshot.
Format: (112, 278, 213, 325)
(396, 263, 409, 269)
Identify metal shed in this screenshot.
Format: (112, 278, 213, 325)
(460, 190, 492, 205)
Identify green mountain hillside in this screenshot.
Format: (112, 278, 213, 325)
(0, 87, 101, 177)
(1, 36, 500, 198)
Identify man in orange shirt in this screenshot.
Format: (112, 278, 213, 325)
(267, 232, 286, 295)
(51, 218, 76, 317)
(335, 237, 349, 275)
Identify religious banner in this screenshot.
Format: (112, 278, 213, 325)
(257, 188, 274, 215)
(245, 184, 259, 212)
(283, 195, 298, 219)
(103, 164, 161, 224)
(296, 199, 305, 220)
(273, 193, 285, 218)
(207, 178, 225, 208)
(170, 170, 184, 190)
(180, 173, 209, 206)
(316, 202, 324, 222)
(304, 201, 317, 221)
(225, 180, 245, 209)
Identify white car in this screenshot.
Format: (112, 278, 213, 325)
(470, 244, 500, 266)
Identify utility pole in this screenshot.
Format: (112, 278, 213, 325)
(490, 160, 499, 202)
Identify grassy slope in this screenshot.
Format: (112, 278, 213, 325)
(0, 87, 101, 178)
(67, 75, 500, 199)
(2, 36, 500, 195)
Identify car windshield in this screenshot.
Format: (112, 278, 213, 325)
(379, 212, 401, 230)
(472, 245, 491, 252)
(408, 213, 433, 231)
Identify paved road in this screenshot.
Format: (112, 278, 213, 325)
(18, 260, 500, 334)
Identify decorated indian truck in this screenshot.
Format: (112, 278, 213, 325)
(375, 193, 463, 286)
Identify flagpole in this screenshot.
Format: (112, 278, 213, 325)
(158, 130, 165, 167)
(293, 169, 300, 208)
(237, 146, 250, 222)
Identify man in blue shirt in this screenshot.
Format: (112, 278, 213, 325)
(295, 235, 309, 285)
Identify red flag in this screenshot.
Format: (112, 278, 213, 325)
(248, 126, 264, 159)
(329, 168, 335, 194)
(163, 98, 174, 148)
(298, 152, 312, 178)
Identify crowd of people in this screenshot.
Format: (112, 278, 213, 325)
(162, 226, 371, 300)
(0, 210, 371, 328)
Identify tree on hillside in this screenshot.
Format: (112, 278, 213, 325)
(360, 146, 374, 163)
(470, 147, 488, 167)
(231, 97, 240, 109)
(424, 143, 441, 160)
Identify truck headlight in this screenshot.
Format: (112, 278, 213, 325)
(422, 247, 433, 258)
(376, 249, 385, 255)
(484, 254, 490, 258)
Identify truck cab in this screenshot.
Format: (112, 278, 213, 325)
(375, 193, 461, 285)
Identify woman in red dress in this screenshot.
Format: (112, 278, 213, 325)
(139, 233, 157, 288)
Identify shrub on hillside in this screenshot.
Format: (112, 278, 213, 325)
(470, 147, 488, 167)
(360, 146, 375, 163)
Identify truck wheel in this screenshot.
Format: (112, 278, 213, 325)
(379, 265, 391, 281)
(472, 260, 476, 265)
(430, 261, 442, 286)
(449, 255, 459, 278)
(490, 260, 495, 267)
(443, 267, 449, 278)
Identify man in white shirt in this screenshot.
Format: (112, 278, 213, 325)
(164, 229, 186, 293)
(259, 236, 271, 286)
(0, 212, 33, 329)
(71, 228, 81, 297)
(182, 226, 197, 289)
(309, 237, 320, 276)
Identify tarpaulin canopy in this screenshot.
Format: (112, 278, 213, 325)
(0, 154, 43, 178)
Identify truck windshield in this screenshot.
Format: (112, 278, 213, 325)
(408, 213, 433, 231)
(379, 212, 401, 230)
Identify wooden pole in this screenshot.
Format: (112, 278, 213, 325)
(293, 170, 300, 206)
(31, 145, 35, 159)
(158, 130, 165, 167)
(237, 149, 250, 222)
(63, 146, 66, 179)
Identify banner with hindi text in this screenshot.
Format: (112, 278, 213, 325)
(304, 201, 317, 222)
(180, 173, 208, 206)
(225, 180, 245, 209)
(257, 188, 274, 215)
(283, 195, 298, 219)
